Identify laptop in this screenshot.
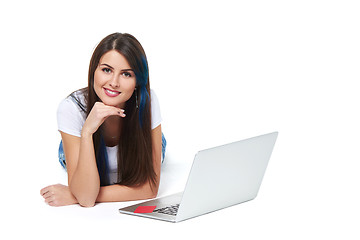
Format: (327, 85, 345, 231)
(119, 132, 278, 222)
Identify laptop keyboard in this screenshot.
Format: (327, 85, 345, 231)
(153, 204, 180, 216)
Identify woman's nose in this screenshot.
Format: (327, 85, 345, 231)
(109, 75, 120, 88)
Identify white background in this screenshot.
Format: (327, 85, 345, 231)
(1, 0, 359, 239)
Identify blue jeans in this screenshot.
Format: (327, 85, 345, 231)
(59, 133, 167, 170)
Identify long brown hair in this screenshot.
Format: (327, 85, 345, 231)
(85, 33, 155, 188)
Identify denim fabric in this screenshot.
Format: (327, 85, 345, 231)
(161, 133, 167, 162)
(58, 133, 167, 170)
(58, 140, 66, 169)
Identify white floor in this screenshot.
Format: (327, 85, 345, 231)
(4, 128, 360, 240)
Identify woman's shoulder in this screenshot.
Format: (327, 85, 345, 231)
(58, 88, 86, 111)
(57, 89, 87, 137)
(68, 88, 87, 111)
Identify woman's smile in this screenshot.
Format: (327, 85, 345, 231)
(104, 87, 121, 97)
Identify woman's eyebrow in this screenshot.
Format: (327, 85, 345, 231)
(99, 63, 114, 69)
(99, 63, 134, 72)
(121, 68, 134, 72)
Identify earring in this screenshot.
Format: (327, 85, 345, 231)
(135, 88, 139, 109)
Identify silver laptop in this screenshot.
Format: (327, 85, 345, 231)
(119, 132, 278, 222)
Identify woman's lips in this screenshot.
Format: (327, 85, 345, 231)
(104, 88, 121, 97)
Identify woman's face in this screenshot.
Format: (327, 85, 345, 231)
(94, 50, 136, 108)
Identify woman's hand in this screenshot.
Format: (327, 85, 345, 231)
(81, 102, 125, 136)
(40, 184, 78, 207)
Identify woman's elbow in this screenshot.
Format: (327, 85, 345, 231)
(70, 187, 97, 207)
(139, 182, 159, 200)
(149, 184, 159, 199)
(149, 191, 158, 199)
(78, 198, 96, 207)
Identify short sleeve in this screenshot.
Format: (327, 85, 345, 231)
(151, 89, 162, 129)
(57, 97, 86, 137)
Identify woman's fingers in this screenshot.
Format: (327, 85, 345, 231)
(107, 106, 125, 118)
(40, 185, 55, 205)
(40, 186, 50, 196)
(117, 109, 126, 117)
(40, 184, 78, 207)
(82, 102, 126, 135)
(94, 102, 126, 119)
(42, 191, 52, 199)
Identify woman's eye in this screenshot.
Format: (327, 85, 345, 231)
(122, 72, 132, 77)
(102, 68, 112, 73)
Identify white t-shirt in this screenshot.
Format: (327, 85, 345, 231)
(57, 89, 162, 184)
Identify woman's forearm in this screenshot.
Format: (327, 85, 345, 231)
(69, 132, 100, 207)
(63, 183, 157, 207)
(96, 182, 158, 203)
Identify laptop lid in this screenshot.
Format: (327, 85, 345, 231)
(175, 132, 278, 222)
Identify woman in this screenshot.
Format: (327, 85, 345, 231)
(40, 33, 165, 207)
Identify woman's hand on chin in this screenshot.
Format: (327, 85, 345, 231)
(82, 102, 125, 136)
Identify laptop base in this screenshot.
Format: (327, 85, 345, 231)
(119, 192, 183, 222)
